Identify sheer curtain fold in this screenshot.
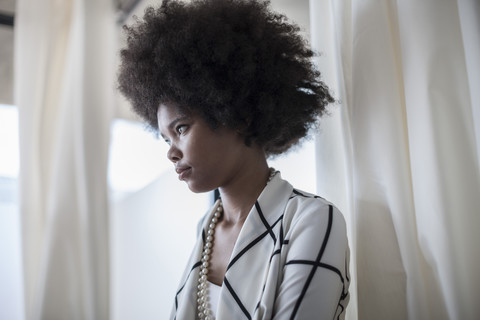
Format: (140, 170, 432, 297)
(15, 0, 114, 319)
(311, 0, 480, 319)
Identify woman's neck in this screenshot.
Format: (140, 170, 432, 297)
(218, 157, 270, 226)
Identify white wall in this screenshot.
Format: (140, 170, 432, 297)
(0, 178, 25, 320)
(111, 170, 210, 319)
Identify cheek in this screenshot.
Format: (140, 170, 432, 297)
(185, 126, 245, 168)
(183, 135, 215, 163)
(188, 130, 222, 155)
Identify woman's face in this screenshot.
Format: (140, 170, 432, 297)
(157, 102, 250, 193)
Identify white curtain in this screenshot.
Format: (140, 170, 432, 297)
(311, 0, 480, 319)
(14, 0, 115, 319)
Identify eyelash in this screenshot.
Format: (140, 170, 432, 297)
(176, 125, 187, 135)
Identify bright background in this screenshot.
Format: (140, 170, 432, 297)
(2, 0, 479, 319)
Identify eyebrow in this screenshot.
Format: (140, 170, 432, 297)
(168, 116, 189, 130)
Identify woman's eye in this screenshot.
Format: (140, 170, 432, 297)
(176, 125, 187, 134)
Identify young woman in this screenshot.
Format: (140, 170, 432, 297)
(118, 0, 350, 319)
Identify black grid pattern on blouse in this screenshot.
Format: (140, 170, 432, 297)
(173, 190, 348, 319)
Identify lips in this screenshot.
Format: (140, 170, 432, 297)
(175, 165, 192, 180)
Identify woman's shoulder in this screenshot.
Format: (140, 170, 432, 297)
(281, 187, 349, 270)
(283, 188, 347, 234)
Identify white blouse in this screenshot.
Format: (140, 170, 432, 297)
(207, 281, 222, 318)
(171, 173, 350, 319)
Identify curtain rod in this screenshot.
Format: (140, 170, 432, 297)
(0, 12, 14, 27)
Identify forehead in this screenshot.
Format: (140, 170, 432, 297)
(157, 102, 184, 120)
(158, 102, 188, 123)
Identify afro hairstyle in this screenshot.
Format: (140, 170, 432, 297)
(118, 0, 334, 155)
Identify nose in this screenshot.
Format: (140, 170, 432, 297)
(167, 144, 182, 163)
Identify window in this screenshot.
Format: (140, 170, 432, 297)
(0, 104, 25, 320)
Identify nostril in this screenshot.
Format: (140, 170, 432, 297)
(167, 146, 182, 162)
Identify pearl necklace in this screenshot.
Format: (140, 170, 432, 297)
(196, 168, 278, 319)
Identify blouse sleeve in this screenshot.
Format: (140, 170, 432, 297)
(272, 203, 350, 320)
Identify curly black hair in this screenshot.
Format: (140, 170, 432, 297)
(118, 0, 334, 155)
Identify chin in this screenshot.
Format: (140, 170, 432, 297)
(186, 182, 215, 194)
